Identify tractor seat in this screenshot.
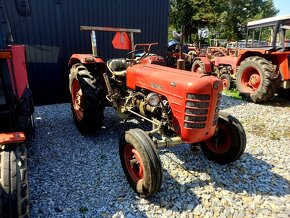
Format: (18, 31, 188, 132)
(107, 58, 129, 77)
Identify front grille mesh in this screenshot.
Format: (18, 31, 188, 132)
(184, 93, 210, 129)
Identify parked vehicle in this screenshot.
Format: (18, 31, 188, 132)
(68, 26, 246, 197)
(0, 1, 34, 217)
(235, 14, 290, 102)
(193, 15, 290, 102)
(0, 44, 34, 218)
(191, 47, 238, 90)
(167, 38, 200, 70)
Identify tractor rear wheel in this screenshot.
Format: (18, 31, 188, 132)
(0, 144, 29, 218)
(220, 74, 233, 90)
(69, 63, 105, 134)
(236, 56, 279, 102)
(200, 112, 246, 164)
(191, 60, 205, 73)
(119, 129, 162, 197)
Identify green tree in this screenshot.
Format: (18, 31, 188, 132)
(217, 0, 279, 40)
(169, 0, 279, 42)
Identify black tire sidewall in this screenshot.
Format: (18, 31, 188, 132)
(236, 56, 277, 102)
(200, 112, 246, 164)
(119, 129, 162, 197)
(69, 63, 105, 133)
(191, 60, 205, 73)
(0, 144, 29, 218)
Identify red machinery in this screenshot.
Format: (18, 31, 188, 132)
(68, 26, 246, 197)
(191, 47, 238, 90)
(0, 1, 33, 215)
(0, 44, 33, 217)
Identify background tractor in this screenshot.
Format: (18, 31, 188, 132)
(191, 47, 238, 90)
(68, 26, 246, 197)
(235, 14, 290, 102)
(0, 1, 34, 217)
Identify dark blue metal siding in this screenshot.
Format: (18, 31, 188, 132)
(5, 0, 169, 105)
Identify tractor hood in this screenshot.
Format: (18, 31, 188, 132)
(126, 64, 223, 143)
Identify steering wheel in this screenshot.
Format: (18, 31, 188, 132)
(124, 49, 149, 64)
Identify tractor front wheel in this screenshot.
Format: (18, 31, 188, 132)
(119, 129, 162, 197)
(236, 56, 279, 102)
(69, 63, 105, 134)
(0, 144, 30, 217)
(200, 112, 246, 164)
(191, 60, 205, 74)
(220, 74, 233, 90)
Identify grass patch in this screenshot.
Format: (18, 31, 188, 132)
(223, 88, 243, 100)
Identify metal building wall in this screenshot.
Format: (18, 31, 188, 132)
(4, 0, 169, 105)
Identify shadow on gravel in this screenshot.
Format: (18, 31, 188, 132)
(259, 96, 290, 108)
(163, 146, 288, 192)
(143, 145, 290, 213)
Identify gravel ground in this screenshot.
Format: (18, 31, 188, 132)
(28, 95, 290, 218)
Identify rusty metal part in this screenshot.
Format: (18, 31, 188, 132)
(80, 26, 141, 33)
(103, 73, 113, 101)
(153, 136, 183, 148)
(177, 59, 185, 70)
(127, 108, 160, 126)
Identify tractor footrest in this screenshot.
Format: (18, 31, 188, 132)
(0, 132, 25, 144)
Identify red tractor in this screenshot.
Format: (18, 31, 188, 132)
(235, 15, 290, 102)
(68, 26, 246, 197)
(0, 46, 34, 217)
(0, 2, 34, 217)
(193, 15, 290, 102)
(191, 47, 238, 90)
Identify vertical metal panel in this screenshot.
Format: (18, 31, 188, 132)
(5, 0, 169, 105)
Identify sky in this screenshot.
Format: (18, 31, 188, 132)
(273, 0, 290, 16)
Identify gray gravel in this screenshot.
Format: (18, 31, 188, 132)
(28, 95, 290, 217)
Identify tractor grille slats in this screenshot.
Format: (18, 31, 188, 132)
(212, 93, 222, 126)
(184, 93, 210, 129)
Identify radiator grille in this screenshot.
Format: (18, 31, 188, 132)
(184, 93, 210, 129)
(212, 92, 222, 126)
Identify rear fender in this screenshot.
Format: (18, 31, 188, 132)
(236, 50, 266, 66)
(68, 54, 105, 67)
(68, 54, 107, 95)
(274, 52, 290, 80)
(198, 57, 212, 73)
(214, 56, 238, 72)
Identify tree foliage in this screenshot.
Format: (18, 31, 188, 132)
(169, 0, 279, 41)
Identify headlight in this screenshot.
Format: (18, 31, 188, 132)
(146, 93, 160, 106)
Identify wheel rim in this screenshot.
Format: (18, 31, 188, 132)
(222, 78, 229, 90)
(240, 67, 261, 93)
(204, 123, 231, 154)
(71, 79, 84, 121)
(124, 144, 144, 183)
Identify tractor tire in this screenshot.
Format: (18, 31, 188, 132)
(15, 87, 35, 147)
(0, 144, 30, 218)
(69, 63, 105, 134)
(119, 128, 163, 197)
(191, 60, 205, 73)
(220, 74, 233, 90)
(200, 112, 246, 164)
(236, 56, 279, 103)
